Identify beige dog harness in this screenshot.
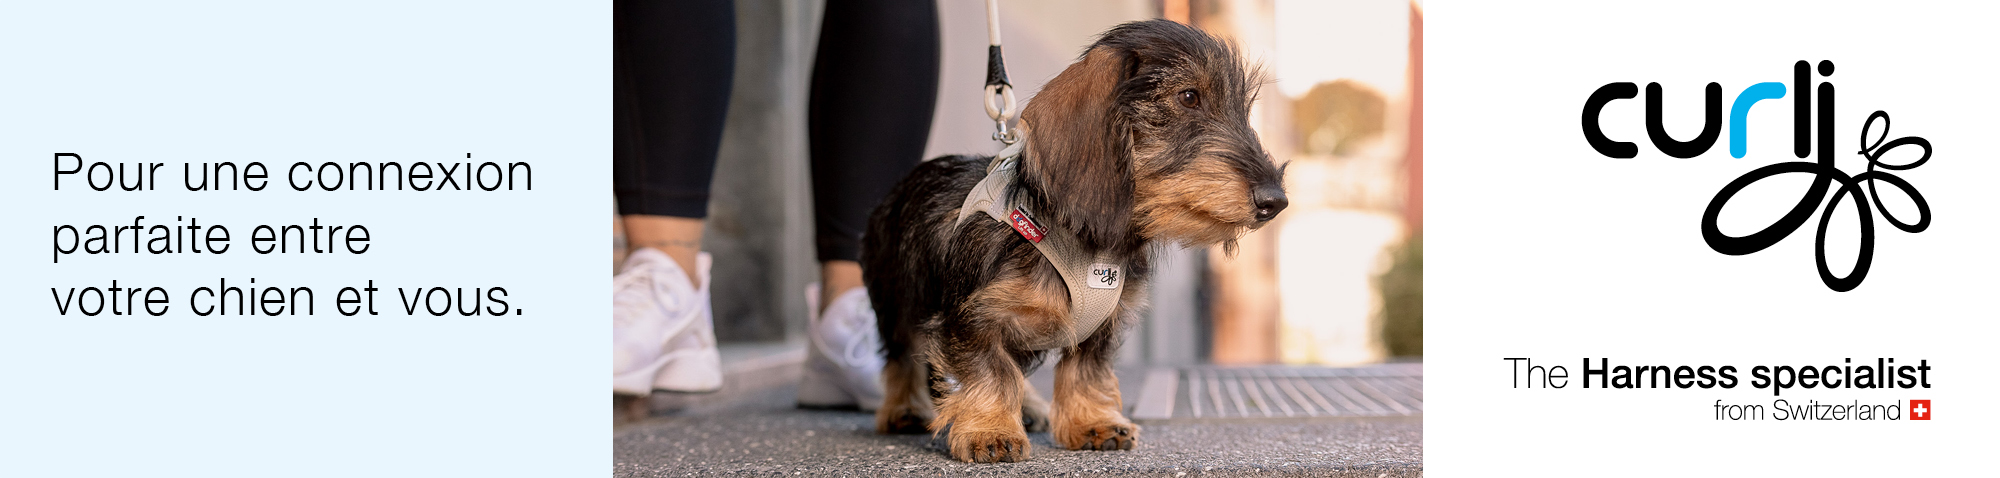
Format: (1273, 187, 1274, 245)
(953, 140, 1127, 351)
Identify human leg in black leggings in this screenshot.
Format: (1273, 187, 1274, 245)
(614, 0, 734, 283)
(809, 0, 941, 304)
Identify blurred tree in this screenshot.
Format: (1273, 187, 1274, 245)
(1376, 234, 1421, 357)
(1293, 79, 1387, 156)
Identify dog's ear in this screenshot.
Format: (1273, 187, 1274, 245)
(1019, 47, 1134, 251)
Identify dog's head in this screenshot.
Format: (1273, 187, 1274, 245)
(1018, 19, 1287, 253)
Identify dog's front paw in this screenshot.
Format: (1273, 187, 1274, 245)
(1054, 419, 1139, 451)
(949, 430, 1032, 463)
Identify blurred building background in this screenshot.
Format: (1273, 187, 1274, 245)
(621, 0, 1422, 367)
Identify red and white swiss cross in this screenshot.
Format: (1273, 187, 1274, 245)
(1909, 399, 1931, 420)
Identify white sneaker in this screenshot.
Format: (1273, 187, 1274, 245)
(612, 248, 721, 395)
(797, 284, 886, 411)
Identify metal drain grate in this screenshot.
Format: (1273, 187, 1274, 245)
(1130, 364, 1422, 420)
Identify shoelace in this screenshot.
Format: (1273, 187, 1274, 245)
(838, 296, 880, 366)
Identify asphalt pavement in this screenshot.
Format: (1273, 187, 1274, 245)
(612, 345, 1422, 477)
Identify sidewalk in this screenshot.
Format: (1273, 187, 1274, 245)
(614, 343, 1421, 476)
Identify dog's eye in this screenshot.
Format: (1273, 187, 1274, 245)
(1177, 90, 1200, 109)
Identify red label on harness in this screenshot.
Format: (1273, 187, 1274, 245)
(1008, 208, 1046, 243)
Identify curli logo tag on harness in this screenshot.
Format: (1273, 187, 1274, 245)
(1088, 263, 1120, 289)
(1008, 208, 1046, 243)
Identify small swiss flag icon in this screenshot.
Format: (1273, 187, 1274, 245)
(1909, 400, 1931, 420)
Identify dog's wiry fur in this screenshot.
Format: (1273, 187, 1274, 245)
(862, 20, 1286, 463)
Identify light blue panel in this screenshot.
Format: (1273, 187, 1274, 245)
(0, 1, 607, 476)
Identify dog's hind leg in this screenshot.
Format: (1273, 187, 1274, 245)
(875, 354, 935, 434)
(1051, 320, 1141, 451)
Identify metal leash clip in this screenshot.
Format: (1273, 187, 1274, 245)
(986, 84, 1018, 144)
(983, 0, 1018, 144)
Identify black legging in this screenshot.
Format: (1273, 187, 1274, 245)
(614, 0, 940, 264)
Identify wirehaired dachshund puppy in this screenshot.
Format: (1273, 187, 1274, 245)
(861, 19, 1287, 463)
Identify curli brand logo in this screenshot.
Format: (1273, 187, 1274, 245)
(1581, 60, 1932, 292)
(1088, 263, 1120, 290)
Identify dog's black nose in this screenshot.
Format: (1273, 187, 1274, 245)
(1252, 185, 1287, 222)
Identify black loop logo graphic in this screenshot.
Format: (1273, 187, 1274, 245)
(1700, 111, 1931, 292)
